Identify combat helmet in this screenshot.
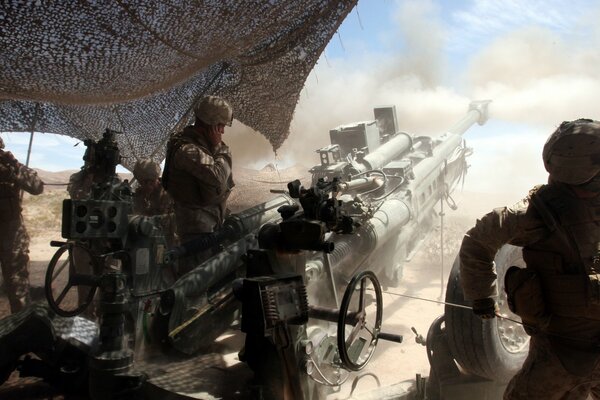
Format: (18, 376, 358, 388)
(194, 95, 233, 126)
(542, 119, 600, 185)
(133, 159, 161, 181)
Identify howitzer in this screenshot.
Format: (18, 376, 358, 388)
(150, 100, 491, 397)
(303, 100, 490, 290)
(0, 101, 490, 400)
(148, 100, 491, 397)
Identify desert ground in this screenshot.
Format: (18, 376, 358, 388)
(0, 165, 522, 399)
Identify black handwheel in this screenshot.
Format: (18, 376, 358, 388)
(337, 270, 383, 371)
(45, 242, 100, 317)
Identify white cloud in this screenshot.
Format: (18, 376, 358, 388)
(1, 132, 86, 171)
(447, 0, 591, 54)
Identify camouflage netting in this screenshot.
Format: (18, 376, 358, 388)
(0, 0, 357, 170)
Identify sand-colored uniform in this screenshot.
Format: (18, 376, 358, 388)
(67, 168, 95, 200)
(133, 180, 173, 217)
(0, 153, 44, 313)
(133, 180, 176, 247)
(460, 183, 600, 399)
(163, 125, 234, 274)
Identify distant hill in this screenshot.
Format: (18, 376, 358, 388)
(31, 164, 311, 213)
(34, 169, 134, 191)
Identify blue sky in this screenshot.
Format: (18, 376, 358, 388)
(2, 0, 600, 194)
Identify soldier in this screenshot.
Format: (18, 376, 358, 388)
(132, 159, 173, 216)
(132, 158, 176, 246)
(163, 95, 234, 276)
(67, 166, 95, 200)
(459, 119, 600, 399)
(0, 136, 44, 313)
(66, 141, 120, 318)
(67, 157, 109, 201)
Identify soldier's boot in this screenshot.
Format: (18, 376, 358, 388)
(2, 274, 30, 314)
(2, 245, 31, 313)
(6, 289, 29, 314)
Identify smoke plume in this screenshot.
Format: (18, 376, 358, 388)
(228, 0, 600, 198)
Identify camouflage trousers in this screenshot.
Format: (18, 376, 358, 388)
(505, 336, 600, 399)
(0, 217, 30, 313)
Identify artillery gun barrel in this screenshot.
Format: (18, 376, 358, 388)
(447, 100, 490, 135)
(353, 100, 490, 174)
(324, 198, 411, 276)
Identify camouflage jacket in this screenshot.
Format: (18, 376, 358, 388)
(0, 151, 44, 221)
(133, 179, 174, 217)
(67, 168, 95, 200)
(459, 185, 548, 301)
(461, 183, 600, 369)
(163, 125, 234, 236)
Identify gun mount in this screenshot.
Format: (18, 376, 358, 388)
(0, 101, 494, 400)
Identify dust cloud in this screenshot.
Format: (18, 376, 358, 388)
(228, 0, 600, 199)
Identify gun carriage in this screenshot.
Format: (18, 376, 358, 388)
(0, 101, 504, 400)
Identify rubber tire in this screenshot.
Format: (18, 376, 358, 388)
(445, 244, 529, 382)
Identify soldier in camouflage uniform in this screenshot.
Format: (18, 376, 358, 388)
(459, 119, 600, 399)
(67, 151, 119, 318)
(163, 95, 234, 276)
(67, 162, 102, 200)
(132, 158, 176, 246)
(132, 159, 173, 216)
(67, 166, 94, 200)
(0, 137, 44, 313)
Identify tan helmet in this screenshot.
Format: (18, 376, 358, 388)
(194, 95, 233, 126)
(133, 159, 161, 181)
(542, 119, 600, 185)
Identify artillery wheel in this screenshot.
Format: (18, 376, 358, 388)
(45, 242, 100, 317)
(445, 244, 529, 382)
(337, 270, 383, 371)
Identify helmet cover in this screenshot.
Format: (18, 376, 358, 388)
(194, 95, 233, 126)
(542, 119, 600, 185)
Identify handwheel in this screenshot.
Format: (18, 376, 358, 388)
(45, 242, 100, 317)
(337, 270, 383, 371)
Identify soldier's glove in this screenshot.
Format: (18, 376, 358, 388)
(472, 298, 499, 319)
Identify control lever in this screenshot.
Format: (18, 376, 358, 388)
(411, 327, 426, 346)
(378, 332, 403, 343)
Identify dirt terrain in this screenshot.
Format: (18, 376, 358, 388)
(0, 165, 521, 398)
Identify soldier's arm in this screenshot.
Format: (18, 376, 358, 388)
(15, 163, 44, 195)
(173, 144, 231, 189)
(459, 196, 547, 301)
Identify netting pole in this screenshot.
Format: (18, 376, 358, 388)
(25, 103, 39, 168)
(21, 103, 39, 200)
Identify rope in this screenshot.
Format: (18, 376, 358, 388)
(374, 288, 472, 310)
(375, 288, 600, 347)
